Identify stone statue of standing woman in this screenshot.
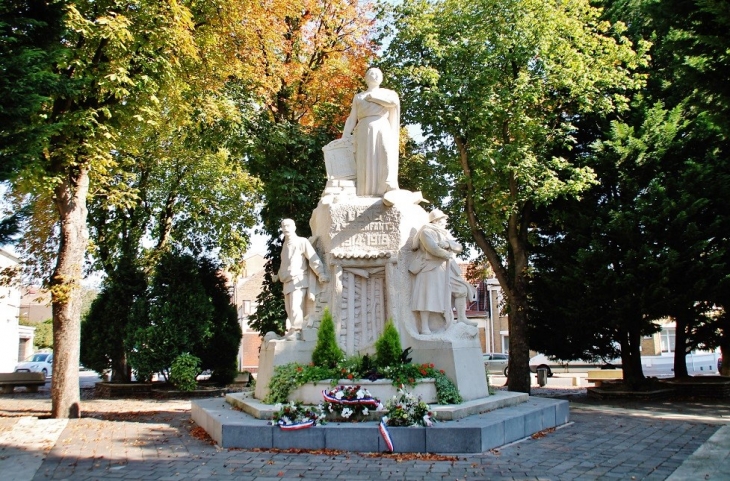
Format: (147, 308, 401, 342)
(342, 68, 400, 197)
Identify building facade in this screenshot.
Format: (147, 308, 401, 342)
(0, 249, 23, 371)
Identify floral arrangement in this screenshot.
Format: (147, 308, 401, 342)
(322, 385, 383, 421)
(265, 360, 462, 405)
(272, 401, 327, 430)
(383, 386, 435, 427)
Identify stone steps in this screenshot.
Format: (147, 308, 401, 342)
(191, 394, 569, 453)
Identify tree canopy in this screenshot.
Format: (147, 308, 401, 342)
(382, 0, 647, 392)
(528, 0, 730, 383)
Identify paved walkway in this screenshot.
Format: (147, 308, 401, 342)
(0, 390, 728, 480)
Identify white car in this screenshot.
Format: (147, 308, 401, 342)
(15, 353, 53, 377)
(529, 353, 621, 377)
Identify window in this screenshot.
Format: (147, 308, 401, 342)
(501, 335, 509, 354)
(661, 327, 676, 353)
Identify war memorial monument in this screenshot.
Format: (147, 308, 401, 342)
(192, 69, 569, 453)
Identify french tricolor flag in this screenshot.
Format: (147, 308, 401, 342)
(379, 419, 394, 452)
(278, 420, 315, 431)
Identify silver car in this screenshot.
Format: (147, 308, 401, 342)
(483, 353, 509, 376)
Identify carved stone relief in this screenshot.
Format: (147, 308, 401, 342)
(335, 266, 387, 356)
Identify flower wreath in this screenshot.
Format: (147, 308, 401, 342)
(322, 385, 382, 420)
(272, 401, 326, 430)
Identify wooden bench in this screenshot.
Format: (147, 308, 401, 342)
(586, 369, 623, 387)
(0, 372, 47, 393)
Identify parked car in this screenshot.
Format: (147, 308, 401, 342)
(641, 352, 720, 377)
(15, 352, 53, 377)
(529, 353, 621, 377)
(483, 353, 509, 376)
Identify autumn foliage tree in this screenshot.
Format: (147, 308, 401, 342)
(247, 0, 377, 335)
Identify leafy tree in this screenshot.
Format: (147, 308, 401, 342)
(0, 0, 65, 178)
(596, 0, 730, 377)
(529, 0, 730, 384)
(127, 252, 214, 381)
(80, 261, 145, 381)
(382, 0, 647, 392)
(529, 103, 682, 386)
(30, 319, 54, 350)
(636, 0, 730, 377)
(3, 0, 301, 417)
(196, 257, 242, 386)
(3, 0, 207, 418)
(0, 1, 64, 241)
(245, 1, 376, 334)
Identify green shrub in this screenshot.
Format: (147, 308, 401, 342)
(170, 353, 201, 391)
(264, 363, 337, 404)
(375, 320, 402, 369)
(311, 308, 342, 368)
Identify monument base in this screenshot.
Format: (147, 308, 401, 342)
(254, 332, 317, 401)
(404, 327, 490, 401)
(192, 393, 570, 453)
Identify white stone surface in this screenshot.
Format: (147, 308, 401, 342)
(275, 219, 329, 338)
(308, 196, 428, 355)
(323, 137, 356, 181)
(254, 338, 316, 400)
(256, 70, 488, 403)
(410, 209, 477, 335)
(342, 68, 400, 196)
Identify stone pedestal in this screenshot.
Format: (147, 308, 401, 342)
(254, 332, 317, 401)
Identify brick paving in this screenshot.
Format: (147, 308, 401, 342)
(0, 382, 726, 480)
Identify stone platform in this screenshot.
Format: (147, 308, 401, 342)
(191, 392, 570, 453)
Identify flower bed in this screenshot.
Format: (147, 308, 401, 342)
(289, 378, 437, 405)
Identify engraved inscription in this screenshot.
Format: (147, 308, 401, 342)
(330, 204, 399, 250)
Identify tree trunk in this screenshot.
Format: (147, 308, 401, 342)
(111, 352, 131, 382)
(506, 291, 531, 393)
(506, 226, 531, 393)
(673, 313, 690, 378)
(620, 325, 645, 389)
(50, 166, 90, 419)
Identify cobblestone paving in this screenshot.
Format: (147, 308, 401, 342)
(7, 401, 717, 481)
(1, 381, 725, 481)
